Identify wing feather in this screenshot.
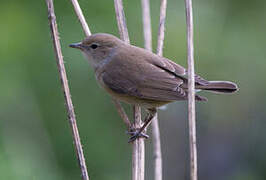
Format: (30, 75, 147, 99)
(101, 48, 187, 101)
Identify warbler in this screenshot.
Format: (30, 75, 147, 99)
(70, 33, 238, 141)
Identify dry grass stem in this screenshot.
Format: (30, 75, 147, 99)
(141, 0, 164, 179)
(45, 0, 89, 179)
(114, 1, 145, 180)
(70, 0, 91, 36)
(184, 0, 198, 179)
(151, 114, 162, 180)
(112, 99, 131, 129)
(141, 0, 152, 51)
(132, 106, 145, 180)
(152, 1, 168, 179)
(156, 0, 167, 57)
(114, 0, 130, 43)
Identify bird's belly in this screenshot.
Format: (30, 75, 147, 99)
(110, 92, 170, 108)
(99, 81, 169, 108)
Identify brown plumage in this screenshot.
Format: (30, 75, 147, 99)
(70, 33, 238, 108)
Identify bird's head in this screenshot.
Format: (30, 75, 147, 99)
(69, 33, 123, 68)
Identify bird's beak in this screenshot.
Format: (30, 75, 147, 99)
(69, 42, 83, 50)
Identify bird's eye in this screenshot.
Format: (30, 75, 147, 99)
(90, 44, 98, 49)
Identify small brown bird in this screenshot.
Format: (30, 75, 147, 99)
(70, 33, 238, 142)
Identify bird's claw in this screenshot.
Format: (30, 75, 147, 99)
(126, 129, 149, 143)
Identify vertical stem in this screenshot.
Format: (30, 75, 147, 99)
(141, 0, 152, 52)
(45, 0, 89, 180)
(114, 1, 145, 180)
(151, 114, 162, 180)
(141, 0, 165, 180)
(154, 1, 167, 180)
(184, 0, 198, 180)
(132, 106, 145, 180)
(113, 0, 130, 43)
(156, 0, 167, 56)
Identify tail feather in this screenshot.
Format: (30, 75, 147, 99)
(196, 81, 238, 94)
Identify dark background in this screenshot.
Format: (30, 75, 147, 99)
(1, 0, 266, 179)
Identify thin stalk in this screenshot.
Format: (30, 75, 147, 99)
(184, 0, 198, 179)
(156, 0, 167, 56)
(113, 0, 130, 43)
(70, 0, 91, 36)
(112, 99, 131, 130)
(45, 0, 89, 179)
(141, 0, 152, 52)
(141, 0, 165, 180)
(154, 0, 168, 180)
(114, 1, 145, 180)
(151, 113, 162, 180)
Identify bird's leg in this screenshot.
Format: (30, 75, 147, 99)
(128, 108, 157, 143)
(126, 123, 149, 141)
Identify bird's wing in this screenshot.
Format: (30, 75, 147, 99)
(144, 53, 187, 77)
(102, 70, 187, 102)
(101, 50, 187, 101)
(141, 48, 209, 86)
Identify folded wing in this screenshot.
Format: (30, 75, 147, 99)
(102, 47, 189, 101)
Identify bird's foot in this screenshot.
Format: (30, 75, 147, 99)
(126, 128, 149, 143)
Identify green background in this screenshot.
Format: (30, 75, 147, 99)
(1, 0, 266, 179)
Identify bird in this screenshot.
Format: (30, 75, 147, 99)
(69, 33, 238, 142)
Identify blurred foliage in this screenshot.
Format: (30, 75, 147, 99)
(0, 0, 266, 180)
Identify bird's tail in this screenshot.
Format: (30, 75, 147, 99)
(196, 81, 238, 93)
